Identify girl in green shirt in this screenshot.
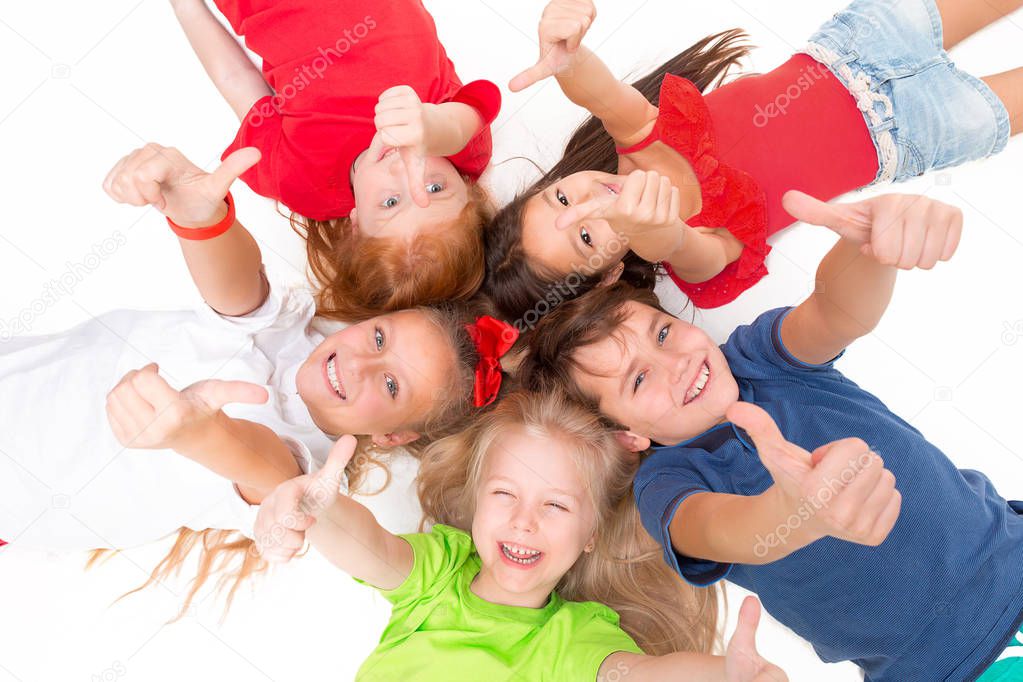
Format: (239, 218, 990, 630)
(254, 391, 786, 680)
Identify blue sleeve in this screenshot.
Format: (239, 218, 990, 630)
(724, 307, 845, 378)
(633, 448, 734, 587)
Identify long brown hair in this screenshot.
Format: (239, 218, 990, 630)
(483, 30, 751, 327)
(300, 180, 493, 322)
(417, 391, 719, 655)
(89, 300, 509, 620)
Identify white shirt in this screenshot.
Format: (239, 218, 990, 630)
(0, 282, 339, 550)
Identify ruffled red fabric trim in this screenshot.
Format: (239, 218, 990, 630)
(644, 75, 770, 308)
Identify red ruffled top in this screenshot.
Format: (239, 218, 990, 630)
(618, 75, 770, 309)
(616, 54, 879, 308)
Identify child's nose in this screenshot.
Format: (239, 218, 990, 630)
(510, 505, 538, 534)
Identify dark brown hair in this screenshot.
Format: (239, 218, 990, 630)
(483, 29, 751, 327)
(519, 281, 663, 417)
(299, 180, 493, 323)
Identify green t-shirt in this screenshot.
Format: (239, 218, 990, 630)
(355, 524, 642, 681)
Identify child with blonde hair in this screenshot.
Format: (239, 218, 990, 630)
(254, 391, 787, 680)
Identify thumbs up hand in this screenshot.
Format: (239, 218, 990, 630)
(727, 402, 901, 547)
(103, 142, 260, 228)
(725, 597, 788, 682)
(510, 0, 597, 92)
(782, 190, 963, 271)
(105, 363, 269, 451)
(253, 435, 356, 563)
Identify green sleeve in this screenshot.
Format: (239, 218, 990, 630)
(561, 602, 644, 680)
(355, 524, 475, 608)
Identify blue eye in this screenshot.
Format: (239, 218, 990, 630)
(555, 189, 569, 206)
(657, 325, 670, 345)
(382, 195, 399, 208)
(426, 182, 443, 193)
(385, 375, 398, 399)
(633, 371, 646, 392)
(374, 327, 385, 350)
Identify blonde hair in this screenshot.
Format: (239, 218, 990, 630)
(299, 180, 493, 322)
(416, 391, 719, 655)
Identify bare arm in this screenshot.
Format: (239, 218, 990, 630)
(422, 101, 485, 157)
(510, 2, 657, 145)
(780, 191, 963, 365)
(170, 0, 271, 120)
(103, 143, 268, 316)
(174, 412, 302, 504)
(664, 227, 745, 283)
(255, 437, 414, 590)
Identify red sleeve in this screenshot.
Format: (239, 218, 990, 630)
(222, 95, 282, 202)
(444, 80, 501, 181)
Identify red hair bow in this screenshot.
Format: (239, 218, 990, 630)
(466, 316, 519, 408)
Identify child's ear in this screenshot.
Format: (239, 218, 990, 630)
(613, 430, 651, 453)
(371, 431, 420, 448)
(598, 262, 625, 287)
(348, 207, 359, 231)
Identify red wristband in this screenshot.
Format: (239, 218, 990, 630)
(166, 192, 236, 240)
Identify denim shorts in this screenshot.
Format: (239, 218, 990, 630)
(801, 0, 1011, 184)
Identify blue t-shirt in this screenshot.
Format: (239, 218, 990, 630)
(634, 307, 1023, 681)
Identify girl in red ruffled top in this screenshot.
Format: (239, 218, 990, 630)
(484, 0, 1022, 319)
(170, 0, 501, 321)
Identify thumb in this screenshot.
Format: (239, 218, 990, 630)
(193, 380, 269, 412)
(509, 58, 556, 92)
(728, 596, 762, 655)
(210, 147, 261, 197)
(782, 190, 872, 244)
(401, 147, 430, 208)
(554, 194, 613, 231)
(726, 402, 809, 483)
(303, 435, 358, 513)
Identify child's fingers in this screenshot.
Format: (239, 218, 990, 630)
(509, 59, 557, 93)
(309, 436, 357, 499)
(782, 190, 872, 243)
(103, 156, 130, 199)
(730, 596, 762, 654)
(868, 489, 902, 545)
(130, 365, 180, 410)
(636, 172, 662, 221)
(941, 207, 964, 261)
(191, 379, 269, 412)
(377, 85, 417, 102)
(400, 148, 430, 208)
(374, 109, 416, 130)
(651, 175, 674, 225)
(554, 195, 610, 231)
(896, 216, 926, 270)
(668, 186, 681, 223)
(726, 402, 810, 485)
(210, 147, 261, 198)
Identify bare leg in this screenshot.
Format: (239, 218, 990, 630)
(983, 68, 1023, 136)
(935, 0, 1023, 50)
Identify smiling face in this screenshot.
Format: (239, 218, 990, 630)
(470, 428, 597, 609)
(295, 309, 456, 445)
(520, 171, 631, 278)
(350, 133, 470, 240)
(572, 301, 739, 447)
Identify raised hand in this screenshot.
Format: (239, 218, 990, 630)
(783, 190, 963, 270)
(725, 597, 788, 682)
(103, 143, 260, 228)
(105, 363, 269, 451)
(509, 0, 597, 92)
(726, 402, 902, 547)
(373, 85, 431, 207)
(253, 435, 356, 563)
(555, 169, 683, 262)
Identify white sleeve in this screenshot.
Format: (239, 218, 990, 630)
(195, 270, 315, 336)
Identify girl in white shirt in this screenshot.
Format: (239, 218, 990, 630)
(0, 143, 511, 611)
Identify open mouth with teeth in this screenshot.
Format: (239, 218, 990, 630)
(324, 352, 347, 400)
(683, 362, 711, 406)
(499, 541, 543, 567)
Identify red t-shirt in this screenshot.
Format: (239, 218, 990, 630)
(215, 0, 501, 221)
(619, 54, 878, 307)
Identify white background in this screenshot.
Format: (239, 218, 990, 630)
(1, 1, 1022, 680)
